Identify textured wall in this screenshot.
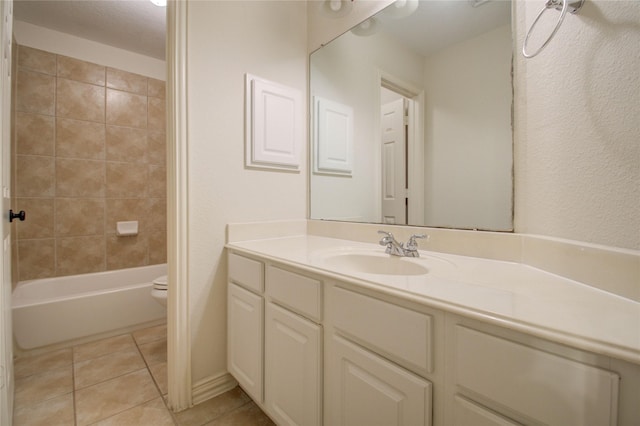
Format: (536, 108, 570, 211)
(513, 0, 640, 250)
(186, 0, 307, 385)
(14, 46, 167, 280)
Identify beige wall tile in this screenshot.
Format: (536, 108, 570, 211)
(55, 198, 105, 237)
(16, 112, 55, 156)
(106, 125, 147, 163)
(56, 158, 105, 197)
(16, 155, 55, 197)
(17, 46, 56, 75)
(56, 78, 105, 123)
(106, 68, 147, 95)
(14, 46, 168, 280)
(17, 70, 55, 115)
(106, 89, 147, 129)
(16, 198, 54, 240)
(147, 78, 165, 99)
(56, 235, 105, 276)
(147, 165, 166, 198)
(17, 238, 55, 281)
(56, 118, 106, 160)
(147, 97, 165, 132)
(147, 132, 166, 166)
(106, 234, 148, 270)
(57, 55, 106, 86)
(146, 198, 166, 231)
(147, 230, 167, 265)
(106, 162, 147, 198)
(106, 198, 147, 235)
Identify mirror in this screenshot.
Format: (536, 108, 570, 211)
(310, 0, 513, 231)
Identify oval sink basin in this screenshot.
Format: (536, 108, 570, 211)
(322, 252, 429, 276)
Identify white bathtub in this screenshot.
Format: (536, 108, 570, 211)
(12, 264, 167, 350)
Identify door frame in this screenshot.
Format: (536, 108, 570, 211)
(166, 0, 192, 412)
(376, 70, 425, 225)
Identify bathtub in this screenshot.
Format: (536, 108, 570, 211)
(12, 264, 167, 350)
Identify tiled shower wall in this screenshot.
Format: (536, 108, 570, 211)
(14, 45, 167, 281)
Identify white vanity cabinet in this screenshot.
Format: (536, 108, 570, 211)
(227, 247, 635, 426)
(227, 252, 323, 426)
(227, 253, 265, 403)
(325, 285, 437, 426)
(444, 318, 621, 426)
(264, 265, 322, 426)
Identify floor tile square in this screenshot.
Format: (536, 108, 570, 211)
(75, 368, 160, 425)
(14, 348, 72, 379)
(205, 401, 275, 426)
(149, 361, 168, 395)
(14, 366, 73, 408)
(133, 324, 167, 346)
(92, 397, 175, 426)
(73, 334, 137, 362)
(74, 347, 146, 389)
(12, 392, 74, 426)
(175, 387, 250, 426)
(139, 338, 167, 366)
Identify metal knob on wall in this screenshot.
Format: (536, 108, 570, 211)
(9, 210, 25, 222)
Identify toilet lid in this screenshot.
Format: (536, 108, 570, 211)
(153, 275, 167, 290)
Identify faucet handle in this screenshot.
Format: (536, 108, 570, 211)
(377, 230, 393, 237)
(407, 234, 428, 249)
(378, 230, 394, 246)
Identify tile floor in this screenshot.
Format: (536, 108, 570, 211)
(13, 324, 275, 426)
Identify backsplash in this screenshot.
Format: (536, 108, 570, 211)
(14, 45, 166, 281)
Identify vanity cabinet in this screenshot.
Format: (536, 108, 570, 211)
(325, 285, 436, 426)
(227, 254, 265, 403)
(445, 319, 621, 426)
(227, 252, 322, 426)
(228, 248, 634, 426)
(264, 265, 322, 426)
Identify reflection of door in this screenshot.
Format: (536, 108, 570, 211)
(381, 98, 407, 224)
(0, 0, 13, 424)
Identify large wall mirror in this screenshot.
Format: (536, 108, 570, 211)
(310, 0, 513, 231)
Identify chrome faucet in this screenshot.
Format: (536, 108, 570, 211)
(378, 231, 428, 257)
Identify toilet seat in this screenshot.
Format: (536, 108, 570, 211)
(153, 275, 167, 291)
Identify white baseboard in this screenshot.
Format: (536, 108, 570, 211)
(191, 372, 238, 406)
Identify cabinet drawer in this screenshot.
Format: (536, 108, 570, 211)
(331, 286, 433, 376)
(266, 265, 322, 322)
(454, 326, 619, 426)
(228, 252, 264, 293)
(453, 395, 521, 426)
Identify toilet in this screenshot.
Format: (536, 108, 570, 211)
(151, 275, 167, 307)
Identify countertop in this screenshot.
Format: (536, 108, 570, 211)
(226, 235, 640, 365)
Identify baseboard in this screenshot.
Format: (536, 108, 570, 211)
(191, 372, 238, 406)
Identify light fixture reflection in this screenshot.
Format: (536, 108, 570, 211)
(149, 0, 167, 7)
(350, 17, 379, 36)
(382, 0, 419, 19)
(318, 0, 353, 18)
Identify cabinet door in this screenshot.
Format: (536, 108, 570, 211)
(265, 302, 321, 426)
(227, 283, 263, 402)
(326, 334, 432, 426)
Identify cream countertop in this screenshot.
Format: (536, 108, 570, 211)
(226, 235, 640, 365)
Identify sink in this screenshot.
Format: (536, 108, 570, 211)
(318, 251, 430, 276)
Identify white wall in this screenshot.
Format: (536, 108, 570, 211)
(424, 25, 513, 231)
(513, 0, 640, 250)
(13, 20, 165, 80)
(185, 0, 307, 385)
